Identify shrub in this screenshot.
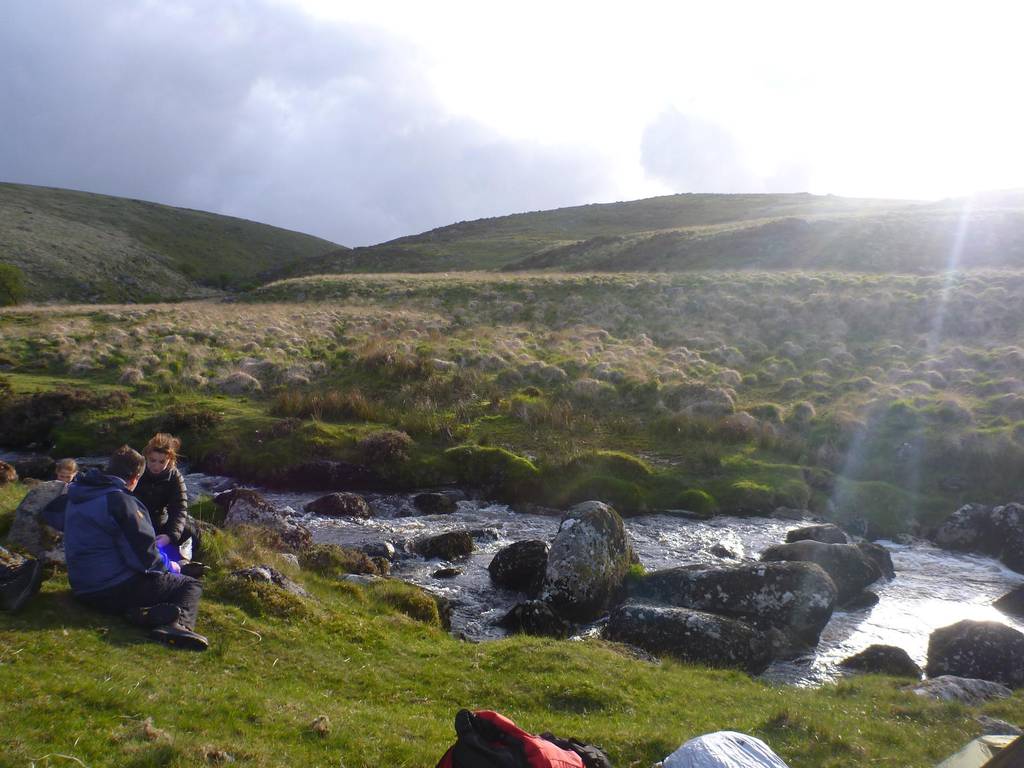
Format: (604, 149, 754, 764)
(0, 264, 26, 306)
(719, 481, 774, 514)
(746, 403, 784, 423)
(445, 445, 540, 500)
(370, 581, 442, 627)
(271, 389, 378, 422)
(675, 488, 716, 516)
(358, 429, 414, 465)
(152, 403, 224, 433)
(299, 544, 378, 577)
(565, 450, 653, 482)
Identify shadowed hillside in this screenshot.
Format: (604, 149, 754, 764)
(272, 191, 1024, 276)
(0, 183, 344, 302)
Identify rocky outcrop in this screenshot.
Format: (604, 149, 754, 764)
(907, 676, 1012, 705)
(932, 502, 1024, 573)
(926, 620, 1024, 688)
(840, 644, 921, 677)
(786, 524, 848, 545)
(231, 565, 308, 597)
(541, 501, 633, 622)
(220, 489, 313, 551)
(303, 492, 372, 518)
(5, 480, 65, 562)
(500, 600, 571, 638)
(760, 540, 882, 605)
(626, 561, 836, 654)
(488, 540, 549, 597)
(993, 586, 1024, 618)
(414, 530, 474, 560)
(412, 493, 458, 515)
(606, 602, 772, 674)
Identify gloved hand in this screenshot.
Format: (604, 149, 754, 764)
(155, 534, 172, 548)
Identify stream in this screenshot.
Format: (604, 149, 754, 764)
(189, 472, 1024, 687)
(7, 450, 1023, 687)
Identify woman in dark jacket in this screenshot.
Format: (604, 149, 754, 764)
(134, 433, 202, 562)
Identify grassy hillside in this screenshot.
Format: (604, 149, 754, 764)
(0, 183, 344, 302)
(272, 191, 1024, 276)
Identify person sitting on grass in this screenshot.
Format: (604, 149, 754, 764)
(0, 545, 44, 613)
(61, 445, 208, 651)
(55, 458, 78, 484)
(134, 433, 206, 578)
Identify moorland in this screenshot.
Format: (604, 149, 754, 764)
(2, 185, 1024, 766)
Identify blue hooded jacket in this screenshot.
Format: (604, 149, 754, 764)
(61, 469, 166, 595)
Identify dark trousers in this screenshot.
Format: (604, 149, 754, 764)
(76, 572, 202, 630)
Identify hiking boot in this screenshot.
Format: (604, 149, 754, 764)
(124, 602, 181, 628)
(0, 559, 43, 613)
(150, 622, 209, 651)
(179, 562, 210, 579)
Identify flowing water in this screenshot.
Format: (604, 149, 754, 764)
(187, 472, 1024, 687)
(7, 449, 1022, 687)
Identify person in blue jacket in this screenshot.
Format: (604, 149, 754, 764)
(60, 445, 208, 650)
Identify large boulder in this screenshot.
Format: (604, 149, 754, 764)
(932, 502, 1024, 573)
(926, 620, 1024, 688)
(786, 523, 848, 545)
(993, 586, 1024, 618)
(414, 530, 474, 561)
(12, 456, 56, 481)
(499, 600, 571, 638)
(221, 490, 313, 551)
(606, 602, 772, 674)
(856, 541, 896, 579)
(840, 644, 922, 678)
(5, 481, 65, 562)
(541, 501, 634, 622)
(488, 540, 549, 597)
(412, 493, 458, 515)
(303, 492, 372, 518)
(760, 540, 882, 605)
(627, 561, 836, 655)
(907, 676, 1013, 705)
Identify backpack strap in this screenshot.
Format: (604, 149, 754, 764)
(540, 733, 614, 768)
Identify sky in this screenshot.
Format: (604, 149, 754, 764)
(2, 0, 1023, 246)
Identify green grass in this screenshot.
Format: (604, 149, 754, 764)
(1, 517, 1019, 767)
(6, 268, 1024, 532)
(0, 182, 342, 302)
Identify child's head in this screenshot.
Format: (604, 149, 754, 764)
(143, 433, 181, 475)
(55, 458, 78, 483)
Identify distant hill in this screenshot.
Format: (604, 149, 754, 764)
(276, 191, 1024, 276)
(0, 183, 343, 302)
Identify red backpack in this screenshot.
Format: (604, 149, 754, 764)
(436, 710, 612, 768)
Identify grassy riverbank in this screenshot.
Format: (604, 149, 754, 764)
(0, 483, 1021, 767)
(5, 270, 1024, 533)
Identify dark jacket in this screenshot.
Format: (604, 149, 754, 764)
(61, 470, 165, 595)
(133, 466, 189, 544)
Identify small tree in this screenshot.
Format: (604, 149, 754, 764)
(0, 264, 26, 306)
